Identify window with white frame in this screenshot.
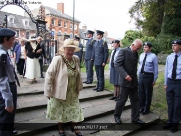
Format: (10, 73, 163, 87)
(16, 30, 20, 37)
(74, 24, 77, 30)
(51, 19, 55, 25)
(26, 31, 30, 39)
(70, 23, 73, 29)
(24, 21, 29, 26)
(58, 20, 61, 26)
(64, 22, 67, 28)
(9, 18, 14, 23)
(64, 31, 67, 35)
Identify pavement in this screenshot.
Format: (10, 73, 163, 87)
(14, 65, 181, 136)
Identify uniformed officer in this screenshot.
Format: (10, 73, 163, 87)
(91, 30, 109, 91)
(74, 36, 83, 64)
(0, 28, 18, 136)
(83, 30, 96, 84)
(137, 42, 158, 115)
(162, 39, 181, 133)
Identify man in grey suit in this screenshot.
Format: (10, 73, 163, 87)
(91, 30, 109, 91)
(83, 30, 96, 84)
(114, 39, 145, 125)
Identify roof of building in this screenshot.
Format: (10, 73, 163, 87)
(0, 11, 36, 30)
(45, 6, 81, 23)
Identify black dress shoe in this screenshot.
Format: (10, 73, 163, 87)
(85, 82, 92, 84)
(97, 89, 104, 92)
(162, 123, 172, 129)
(140, 109, 144, 113)
(41, 76, 44, 78)
(170, 125, 178, 133)
(13, 129, 18, 135)
(93, 88, 98, 90)
(109, 96, 116, 100)
(59, 131, 66, 136)
(142, 111, 150, 115)
(83, 81, 88, 83)
(114, 117, 122, 124)
(132, 119, 145, 125)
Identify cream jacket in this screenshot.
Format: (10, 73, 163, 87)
(44, 55, 83, 100)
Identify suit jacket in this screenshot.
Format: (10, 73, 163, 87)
(92, 39, 109, 65)
(44, 55, 83, 100)
(39, 41, 46, 59)
(84, 38, 96, 61)
(114, 47, 138, 88)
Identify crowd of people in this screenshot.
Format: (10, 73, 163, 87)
(0, 28, 181, 136)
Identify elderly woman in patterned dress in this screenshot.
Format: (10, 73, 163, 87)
(44, 39, 84, 136)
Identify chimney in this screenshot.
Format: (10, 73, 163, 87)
(57, 3, 64, 14)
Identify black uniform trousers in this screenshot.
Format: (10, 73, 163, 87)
(85, 60, 94, 83)
(95, 65, 105, 90)
(39, 59, 43, 77)
(0, 82, 17, 136)
(139, 73, 154, 112)
(114, 86, 140, 122)
(166, 78, 181, 124)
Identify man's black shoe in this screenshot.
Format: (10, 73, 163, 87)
(132, 119, 145, 125)
(97, 89, 103, 92)
(114, 117, 122, 124)
(93, 88, 98, 91)
(142, 111, 150, 115)
(109, 96, 116, 100)
(140, 109, 144, 113)
(85, 82, 92, 84)
(83, 81, 88, 83)
(41, 76, 44, 78)
(170, 125, 178, 133)
(162, 123, 172, 129)
(13, 129, 18, 135)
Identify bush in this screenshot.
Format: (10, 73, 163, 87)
(157, 53, 168, 65)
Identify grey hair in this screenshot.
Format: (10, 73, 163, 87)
(132, 39, 143, 47)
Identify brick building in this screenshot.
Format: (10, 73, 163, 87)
(27, 3, 81, 40)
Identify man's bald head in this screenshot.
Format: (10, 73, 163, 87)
(131, 39, 143, 52)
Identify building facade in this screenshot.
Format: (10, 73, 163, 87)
(27, 3, 81, 40)
(0, 11, 37, 39)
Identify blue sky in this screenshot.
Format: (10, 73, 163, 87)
(1, 0, 138, 39)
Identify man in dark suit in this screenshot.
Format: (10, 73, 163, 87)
(37, 36, 46, 78)
(114, 39, 145, 125)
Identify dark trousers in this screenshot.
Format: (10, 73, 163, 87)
(17, 59, 25, 76)
(139, 73, 154, 112)
(114, 86, 140, 121)
(166, 78, 181, 124)
(0, 83, 17, 136)
(85, 60, 94, 83)
(39, 59, 43, 77)
(95, 65, 105, 89)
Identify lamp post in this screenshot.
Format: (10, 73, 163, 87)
(73, 0, 75, 38)
(4, 15, 8, 28)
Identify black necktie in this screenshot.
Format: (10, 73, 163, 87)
(111, 49, 116, 67)
(141, 53, 147, 73)
(98, 41, 99, 44)
(172, 55, 177, 80)
(6, 52, 20, 86)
